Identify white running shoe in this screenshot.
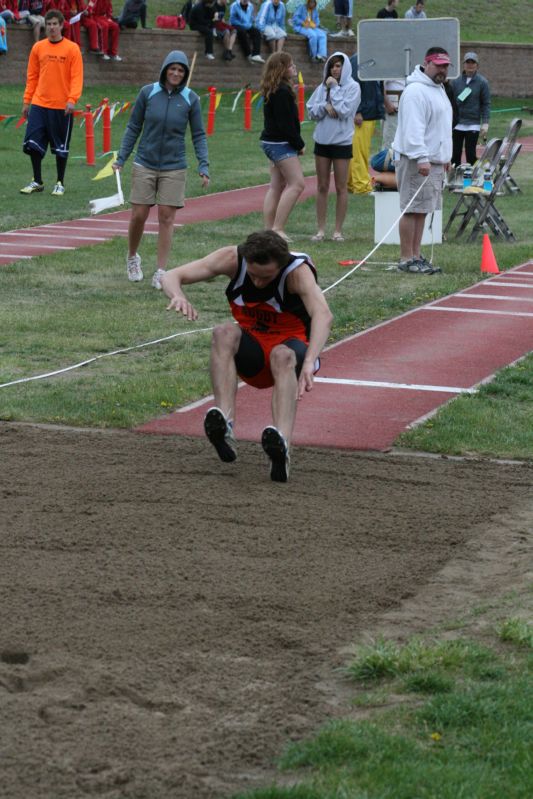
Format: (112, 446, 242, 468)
(127, 253, 143, 282)
(151, 268, 165, 290)
(51, 181, 65, 196)
(205, 53, 215, 60)
(249, 54, 265, 63)
(101, 53, 111, 61)
(20, 180, 44, 194)
(111, 54, 122, 61)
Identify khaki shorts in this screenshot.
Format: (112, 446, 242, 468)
(130, 163, 186, 207)
(396, 156, 444, 213)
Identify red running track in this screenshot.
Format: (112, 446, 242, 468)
(0, 177, 318, 266)
(137, 262, 533, 451)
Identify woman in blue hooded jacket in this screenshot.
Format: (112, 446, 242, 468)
(290, 0, 327, 63)
(114, 50, 209, 288)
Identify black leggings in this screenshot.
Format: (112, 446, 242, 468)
(452, 129, 479, 167)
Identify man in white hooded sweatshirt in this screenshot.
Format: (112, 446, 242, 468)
(392, 46, 452, 274)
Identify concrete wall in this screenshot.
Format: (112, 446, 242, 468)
(2, 27, 532, 96)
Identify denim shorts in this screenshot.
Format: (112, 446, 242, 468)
(260, 140, 299, 163)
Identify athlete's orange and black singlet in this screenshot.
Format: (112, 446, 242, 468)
(226, 248, 319, 389)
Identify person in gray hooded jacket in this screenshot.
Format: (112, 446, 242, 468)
(114, 51, 209, 288)
(307, 51, 360, 241)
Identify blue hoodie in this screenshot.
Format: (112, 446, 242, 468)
(116, 51, 209, 175)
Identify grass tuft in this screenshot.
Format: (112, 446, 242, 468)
(498, 617, 533, 649)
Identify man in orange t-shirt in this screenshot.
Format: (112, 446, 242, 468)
(21, 9, 83, 196)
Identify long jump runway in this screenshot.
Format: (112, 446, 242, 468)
(137, 262, 533, 451)
(0, 178, 318, 265)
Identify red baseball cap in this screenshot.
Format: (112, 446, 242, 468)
(425, 52, 452, 66)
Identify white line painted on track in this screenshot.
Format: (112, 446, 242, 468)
(314, 377, 475, 393)
(2, 232, 107, 242)
(456, 293, 533, 303)
(76, 218, 182, 228)
(39, 225, 129, 233)
(0, 254, 32, 259)
(0, 242, 76, 250)
(484, 281, 533, 288)
(427, 306, 533, 317)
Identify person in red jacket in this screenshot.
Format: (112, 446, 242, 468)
(20, 9, 83, 196)
(92, 0, 121, 60)
(81, 0, 102, 52)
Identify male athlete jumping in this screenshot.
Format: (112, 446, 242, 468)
(162, 230, 333, 482)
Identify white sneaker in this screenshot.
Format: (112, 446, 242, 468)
(111, 54, 122, 62)
(345, 29, 355, 36)
(20, 180, 44, 194)
(101, 53, 110, 61)
(51, 181, 65, 196)
(151, 268, 165, 290)
(249, 54, 265, 63)
(127, 253, 143, 282)
(205, 53, 215, 60)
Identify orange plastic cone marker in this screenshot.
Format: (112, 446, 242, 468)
(480, 233, 499, 274)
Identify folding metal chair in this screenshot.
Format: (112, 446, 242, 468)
(443, 138, 504, 237)
(443, 142, 522, 243)
(447, 136, 503, 191)
(497, 117, 522, 195)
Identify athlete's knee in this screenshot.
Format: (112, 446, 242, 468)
(270, 344, 297, 375)
(211, 323, 241, 353)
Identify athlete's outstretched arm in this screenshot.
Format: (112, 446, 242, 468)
(162, 246, 238, 321)
(287, 265, 333, 399)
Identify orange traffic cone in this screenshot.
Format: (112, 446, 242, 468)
(480, 233, 499, 274)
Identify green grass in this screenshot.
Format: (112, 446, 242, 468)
(231, 599, 533, 799)
(145, 0, 533, 45)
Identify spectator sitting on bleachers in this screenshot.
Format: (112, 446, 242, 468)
(213, 0, 237, 61)
(118, 0, 148, 29)
(83, 0, 104, 53)
(91, 0, 122, 60)
(18, 0, 45, 42)
(1, 0, 18, 23)
(290, 0, 327, 64)
(229, 0, 264, 63)
(256, 0, 286, 54)
(189, 0, 218, 60)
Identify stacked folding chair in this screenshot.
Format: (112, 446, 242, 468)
(444, 141, 522, 243)
(498, 118, 522, 195)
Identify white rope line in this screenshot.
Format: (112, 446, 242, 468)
(1, 177, 429, 390)
(0, 327, 213, 389)
(322, 175, 429, 294)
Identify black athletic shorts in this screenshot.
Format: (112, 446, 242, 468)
(234, 329, 309, 389)
(23, 104, 74, 158)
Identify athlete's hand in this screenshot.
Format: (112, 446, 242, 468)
(200, 174, 210, 189)
(297, 361, 315, 399)
(166, 296, 198, 321)
(417, 161, 430, 176)
(22, 103, 30, 119)
(112, 162, 122, 172)
(65, 102, 75, 115)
